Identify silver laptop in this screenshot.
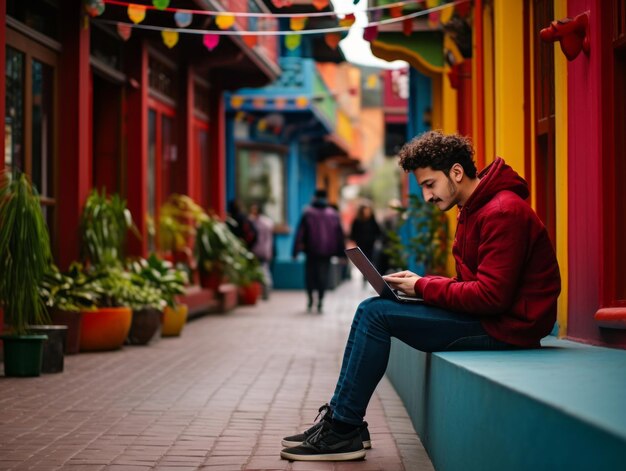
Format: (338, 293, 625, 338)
(345, 247, 423, 303)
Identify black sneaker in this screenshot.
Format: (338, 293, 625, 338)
(281, 406, 372, 449)
(281, 403, 332, 447)
(280, 420, 365, 461)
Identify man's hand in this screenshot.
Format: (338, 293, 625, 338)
(383, 270, 421, 296)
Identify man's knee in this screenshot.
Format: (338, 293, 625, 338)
(356, 297, 388, 322)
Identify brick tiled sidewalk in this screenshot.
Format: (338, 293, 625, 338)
(0, 277, 434, 471)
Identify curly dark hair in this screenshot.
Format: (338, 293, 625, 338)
(398, 131, 477, 178)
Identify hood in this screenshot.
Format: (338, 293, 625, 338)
(312, 198, 328, 209)
(462, 158, 529, 214)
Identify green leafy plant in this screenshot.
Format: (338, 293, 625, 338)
(39, 263, 102, 313)
(86, 266, 166, 311)
(128, 254, 188, 308)
(383, 194, 449, 275)
(79, 189, 139, 268)
(195, 215, 263, 286)
(0, 171, 52, 334)
(158, 194, 208, 254)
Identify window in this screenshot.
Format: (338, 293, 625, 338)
(5, 25, 58, 250)
(236, 145, 286, 225)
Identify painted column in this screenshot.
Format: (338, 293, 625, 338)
(57, 4, 91, 269)
(493, 0, 525, 174)
(208, 81, 226, 218)
(125, 40, 148, 257)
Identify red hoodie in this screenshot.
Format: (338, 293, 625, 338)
(414, 158, 561, 347)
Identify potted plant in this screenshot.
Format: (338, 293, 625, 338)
(80, 188, 139, 268)
(77, 190, 139, 351)
(39, 263, 101, 354)
(0, 171, 52, 376)
(194, 215, 233, 289)
(124, 268, 167, 345)
(235, 251, 264, 306)
(128, 254, 189, 337)
(158, 194, 208, 269)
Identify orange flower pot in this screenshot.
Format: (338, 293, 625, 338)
(162, 304, 188, 337)
(79, 307, 132, 352)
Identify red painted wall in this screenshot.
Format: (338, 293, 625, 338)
(57, 5, 92, 269)
(125, 41, 149, 257)
(567, 0, 625, 347)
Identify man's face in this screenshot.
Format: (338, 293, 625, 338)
(413, 167, 459, 212)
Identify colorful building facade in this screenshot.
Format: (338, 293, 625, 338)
(1, 0, 280, 269)
(372, 0, 626, 349)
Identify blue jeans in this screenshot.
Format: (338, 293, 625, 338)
(330, 297, 515, 425)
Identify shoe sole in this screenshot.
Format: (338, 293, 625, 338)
(281, 439, 371, 449)
(280, 449, 366, 461)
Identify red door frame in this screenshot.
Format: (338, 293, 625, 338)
(193, 118, 210, 209)
(148, 97, 177, 224)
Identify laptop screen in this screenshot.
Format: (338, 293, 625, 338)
(344, 247, 389, 296)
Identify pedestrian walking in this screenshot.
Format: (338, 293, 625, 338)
(249, 202, 274, 299)
(293, 189, 346, 313)
(349, 203, 381, 287)
(226, 199, 257, 250)
(280, 131, 561, 461)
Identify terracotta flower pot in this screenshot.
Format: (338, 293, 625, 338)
(238, 282, 261, 305)
(79, 307, 132, 352)
(162, 304, 188, 337)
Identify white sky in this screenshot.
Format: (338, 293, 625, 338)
(331, 0, 408, 69)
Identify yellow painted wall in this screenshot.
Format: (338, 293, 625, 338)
(483, 2, 496, 165)
(493, 0, 526, 174)
(553, 0, 568, 336)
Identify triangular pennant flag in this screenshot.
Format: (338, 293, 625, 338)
(370, 9, 382, 22)
(426, 0, 441, 7)
(117, 22, 132, 41)
(363, 25, 379, 42)
(428, 11, 440, 28)
(285, 34, 301, 50)
(243, 35, 258, 48)
(312, 0, 329, 11)
(152, 0, 169, 10)
(290, 17, 307, 31)
(127, 4, 146, 24)
(440, 5, 454, 24)
(324, 33, 342, 50)
(339, 13, 356, 28)
(203, 34, 220, 50)
(161, 29, 178, 48)
(215, 14, 235, 30)
(403, 18, 413, 36)
(174, 10, 193, 28)
(84, 0, 105, 17)
(389, 6, 403, 18)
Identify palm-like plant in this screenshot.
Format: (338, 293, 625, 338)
(0, 171, 52, 335)
(79, 189, 139, 268)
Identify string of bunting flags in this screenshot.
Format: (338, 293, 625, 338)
(85, 0, 470, 51)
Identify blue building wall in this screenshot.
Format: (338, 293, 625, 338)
(405, 69, 432, 275)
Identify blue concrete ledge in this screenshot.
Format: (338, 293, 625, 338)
(385, 337, 626, 471)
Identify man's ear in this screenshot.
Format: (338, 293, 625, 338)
(450, 163, 464, 182)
